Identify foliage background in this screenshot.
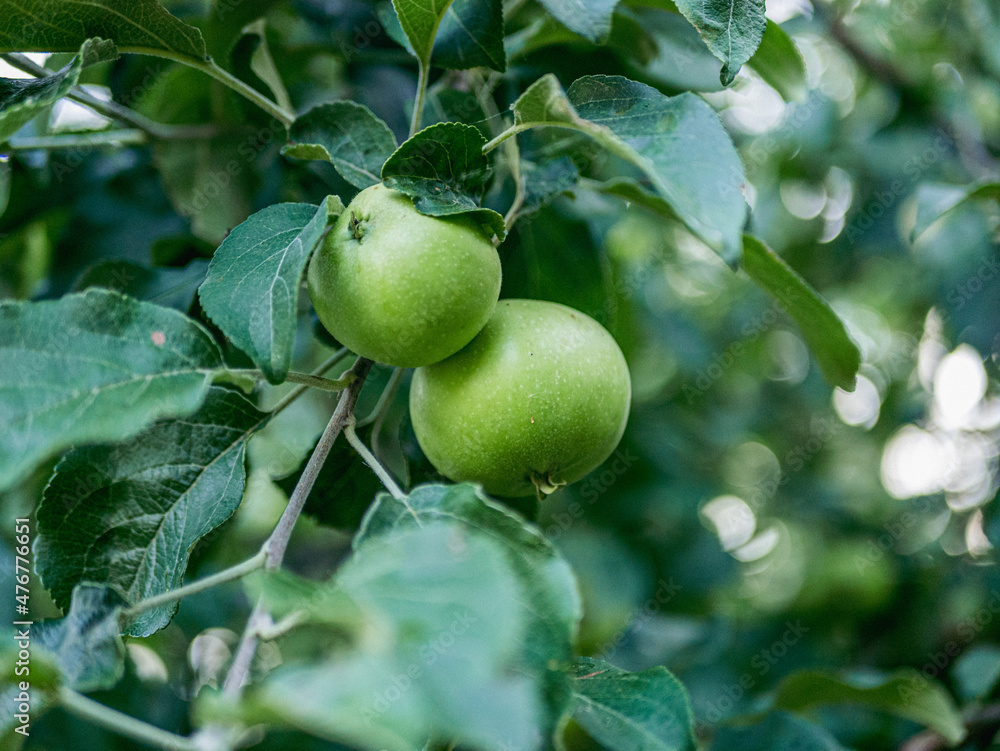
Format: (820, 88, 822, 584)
(1, 0, 1000, 749)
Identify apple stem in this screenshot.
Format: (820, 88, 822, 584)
(531, 471, 566, 500)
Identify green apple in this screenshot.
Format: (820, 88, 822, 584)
(410, 299, 632, 497)
(307, 184, 501, 367)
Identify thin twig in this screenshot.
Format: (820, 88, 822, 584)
(469, 69, 524, 240)
(263, 357, 372, 568)
(503, 136, 526, 237)
(225, 368, 354, 393)
(58, 688, 199, 751)
(254, 611, 307, 641)
(121, 550, 267, 623)
(220, 357, 373, 698)
(221, 598, 269, 697)
(355, 366, 404, 428)
(344, 420, 406, 500)
(270, 347, 352, 416)
(0, 53, 218, 141)
(196, 59, 295, 128)
(7, 130, 148, 150)
(410, 60, 430, 138)
(900, 702, 1000, 751)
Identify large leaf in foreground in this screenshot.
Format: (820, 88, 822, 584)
(772, 670, 965, 745)
(283, 102, 398, 189)
(569, 657, 695, 751)
(741, 235, 860, 391)
(0, 289, 223, 491)
(0, 38, 118, 143)
(359, 483, 581, 741)
(510, 74, 746, 264)
(224, 521, 540, 751)
(0, 0, 206, 60)
(381, 123, 506, 239)
(198, 199, 341, 384)
(36, 387, 267, 637)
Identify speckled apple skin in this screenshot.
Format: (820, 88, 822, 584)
(307, 184, 501, 367)
(410, 299, 632, 497)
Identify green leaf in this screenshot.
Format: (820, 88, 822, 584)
(512, 74, 585, 126)
(421, 87, 490, 136)
(36, 387, 267, 637)
(358, 483, 581, 742)
(203, 0, 285, 59)
(672, 0, 766, 85)
(911, 182, 1000, 241)
(506, 15, 585, 60)
(390, 0, 457, 65)
(592, 177, 683, 223)
(283, 102, 399, 190)
(198, 199, 339, 384)
(747, 21, 807, 103)
(772, 670, 966, 745)
(0, 288, 223, 491)
(509, 74, 746, 263)
(378, 2, 414, 53)
(73, 259, 209, 311)
(34, 584, 126, 692)
(741, 235, 861, 390)
(0, 38, 118, 143)
(631, 8, 728, 92)
(226, 521, 541, 751)
(230, 19, 293, 114)
(434, 0, 506, 71)
(0, 0, 207, 61)
(380, 1, 509, 77)
(381, 122, 506, 239)
(710, 711, 848, 751)
(536, 0, 622, 42)
(569, 657, 695, 751)
(521, 157, 580, 215)
(140, 65, 262, 244)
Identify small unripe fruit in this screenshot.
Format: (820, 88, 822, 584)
(307, 184, 501, 367)
(410, 299, 632, 497)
